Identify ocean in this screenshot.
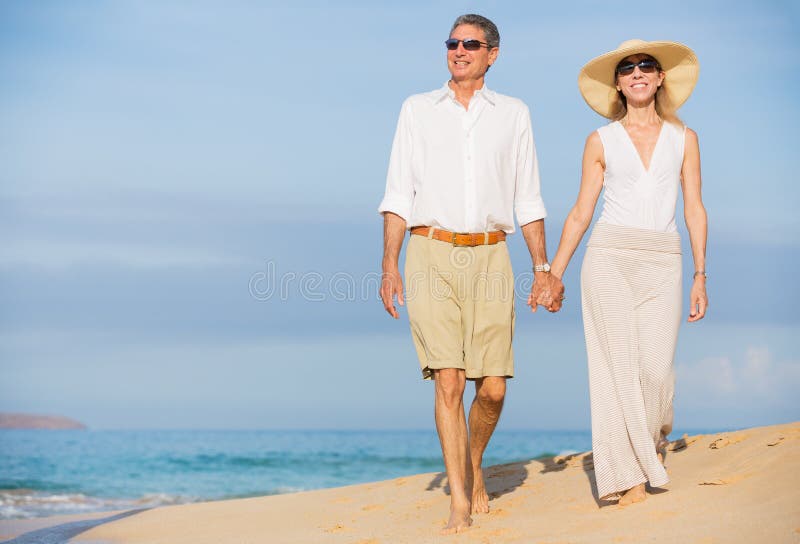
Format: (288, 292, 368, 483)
(0, 428, 590, 519)
(0, 427, 704, 520)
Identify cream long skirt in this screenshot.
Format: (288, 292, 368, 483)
(581, 222, 682, 501)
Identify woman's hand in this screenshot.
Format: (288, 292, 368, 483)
(687, 276, 708, 322)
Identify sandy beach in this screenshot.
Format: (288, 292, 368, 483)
(2, 421, 798, 543)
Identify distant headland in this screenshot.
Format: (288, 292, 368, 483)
(0, 413, 87, 429)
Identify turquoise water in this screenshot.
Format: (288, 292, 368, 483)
(0, 429, 589, 519)
(0, 428, 707, 519)
(0, 430, 720, 519)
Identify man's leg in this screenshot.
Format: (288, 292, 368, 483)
(433, 368, 472, 534)
(468, 376, 506, 514)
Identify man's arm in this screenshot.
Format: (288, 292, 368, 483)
(513, 106, 548, 227)
(521, 219, 556, 312)
(380, 212, 407, 319)
(513, 106, 557, 312)
(378, 100, 415, 221)
(378, 99, 415, 319)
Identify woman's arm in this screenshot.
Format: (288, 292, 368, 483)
(681, 128, 708, 322)
(545, 132, 605, 311)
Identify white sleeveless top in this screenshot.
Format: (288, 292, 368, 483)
(596, 120, 686, 232)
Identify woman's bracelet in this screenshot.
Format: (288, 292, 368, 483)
(693, 270, 707, 279)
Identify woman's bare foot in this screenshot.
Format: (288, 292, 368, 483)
(471, 468, 490, 514)
(618, 483, 646, 506)
(441, 500, 473, 535)
(657, 434, 669, 466)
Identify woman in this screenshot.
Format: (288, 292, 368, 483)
(548, 39, 708, 505)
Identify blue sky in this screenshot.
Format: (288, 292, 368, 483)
(0, 0, 798, 430)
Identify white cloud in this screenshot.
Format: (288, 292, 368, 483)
(677, 346, 800, 407)
(678, 356, 737, 395)
(741, 346, 772, 393)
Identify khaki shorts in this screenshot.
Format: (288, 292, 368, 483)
(404, 234, 515, 380)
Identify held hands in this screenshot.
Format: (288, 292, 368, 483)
(687, 276, 708, 322)
(380, 266, 404, 319)
(528, 273, 565, 313)
(547, 275, 565, 312)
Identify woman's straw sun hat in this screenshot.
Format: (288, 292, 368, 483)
(578, 39, 699, 118)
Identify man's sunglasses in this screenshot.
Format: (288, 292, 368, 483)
(615, 59, 661, 76)
(445, 38, 490, 51)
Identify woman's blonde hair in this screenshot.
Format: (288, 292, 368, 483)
(610, 67, 684, 126)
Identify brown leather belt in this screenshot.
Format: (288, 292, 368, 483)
(410, 227, 506, 247)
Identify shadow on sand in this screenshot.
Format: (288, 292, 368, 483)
(538, 436, 691, 508)
(2, 508, 149, 544)
(536, 450, 616, 508)
(422, 435, 697, 510)
(425, 460, 529, 503)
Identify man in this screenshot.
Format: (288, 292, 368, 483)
(378, 14, 562, 535)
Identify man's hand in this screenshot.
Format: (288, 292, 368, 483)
(380, 212, 407, 319)
(380, 267, 404, 319)
(528, 271, 550, 312)
(527, 273, 565, 313)
(527, 274, 545, 313)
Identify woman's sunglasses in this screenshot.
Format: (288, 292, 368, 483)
(445, 38, 490, 51)
(616, 59, 661, 76)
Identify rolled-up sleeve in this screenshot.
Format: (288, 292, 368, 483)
(514, 106, 547, 226)
(378, 99, 415, 221)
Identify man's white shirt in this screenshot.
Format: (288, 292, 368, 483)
(378, 83, 547, 234)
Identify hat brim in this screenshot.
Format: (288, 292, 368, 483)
(578, 41, 699, 118)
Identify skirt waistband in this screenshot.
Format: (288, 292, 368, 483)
(587, 222, 681, 254)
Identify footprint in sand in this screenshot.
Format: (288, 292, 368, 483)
(490, 507, 509, 518)
(709, 433, 749, 449)
(324, 523, 349, 533)
(767, 436, 784, 447)
(709, 437, 730, 449)
(561, 452, 593, 469)
(668, 434, 699, 452)
(361, 504, 384, 512)
(699, 473, 750, 486)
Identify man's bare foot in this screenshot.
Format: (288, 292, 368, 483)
(618, 483, 646, 506)
(441, 501, 472, 535)
(471, 468, 489, 514)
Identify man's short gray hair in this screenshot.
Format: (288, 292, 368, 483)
(450, 14, 500, 49)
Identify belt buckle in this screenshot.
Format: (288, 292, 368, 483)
(452, 232, 473, 247)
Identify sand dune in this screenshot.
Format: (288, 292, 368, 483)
(2, 422, 798, 543)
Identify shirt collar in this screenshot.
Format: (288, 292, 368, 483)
(432, 81, 497, 106)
